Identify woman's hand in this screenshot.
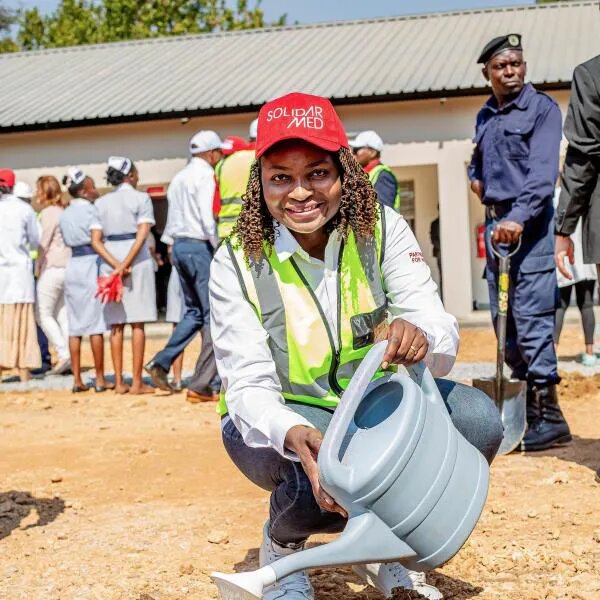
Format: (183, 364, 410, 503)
(382, 318, 429, 369)
(111, 263, 131, 278)
(284, 425, 347, 518)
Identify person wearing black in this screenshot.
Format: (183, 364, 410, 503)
(554, 54, 600, 484)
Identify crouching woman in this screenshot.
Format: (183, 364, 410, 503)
(209, 93, 503, 600)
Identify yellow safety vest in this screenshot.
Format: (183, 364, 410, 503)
(369, 163, 400, 212)
(218, 209, 389, 416)
(216, 149, 254, 240)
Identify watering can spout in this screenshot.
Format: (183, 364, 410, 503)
(211, 511, 416, 599)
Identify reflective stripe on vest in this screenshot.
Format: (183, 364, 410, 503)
(218, 208, 389, 416)
(369, 163, 400, 212)
(217, 150, 254, 240)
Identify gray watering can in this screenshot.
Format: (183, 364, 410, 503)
(212, 341, 490, 599)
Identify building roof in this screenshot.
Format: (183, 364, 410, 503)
(1, 1, 599, 132)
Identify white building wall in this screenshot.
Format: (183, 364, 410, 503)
(0, 89, 571, 319)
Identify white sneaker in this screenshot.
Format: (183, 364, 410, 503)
(354, 562, 443, 599)
(259, 522, 314, 600)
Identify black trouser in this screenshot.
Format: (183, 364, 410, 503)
(554, 280, 596, 345)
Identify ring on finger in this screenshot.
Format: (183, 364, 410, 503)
(407, 344, 418, 357)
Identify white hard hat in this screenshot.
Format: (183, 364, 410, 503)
(349, 130, 384, 152)
(189, 130, 225, 154)
(13, 181, 32, 199)
(249, 118, 258, 140)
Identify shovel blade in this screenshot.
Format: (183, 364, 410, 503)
(473, 377, 527, 455)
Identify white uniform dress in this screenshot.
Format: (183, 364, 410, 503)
(59, 199, 108, 336)
(91, 183, 157, 325)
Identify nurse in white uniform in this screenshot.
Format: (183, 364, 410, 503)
(91, 157, 157, 395)
(60, 167, 113, 393)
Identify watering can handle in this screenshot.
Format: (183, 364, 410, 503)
(320, 341, 388, 480)
(320, 341, 442, 481)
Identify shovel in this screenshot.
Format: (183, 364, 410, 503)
(473, 236, 526, 455)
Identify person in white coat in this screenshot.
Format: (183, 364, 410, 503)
(0, 169, 41, 381)
(91, 157, 157, 395)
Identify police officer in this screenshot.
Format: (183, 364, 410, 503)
(468, 34, 571, 451)
(350, 130, 400, 210)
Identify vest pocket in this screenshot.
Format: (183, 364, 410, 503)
(351, 305, 388, 350)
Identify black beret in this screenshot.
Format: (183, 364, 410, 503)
(477, 33, 522, 64)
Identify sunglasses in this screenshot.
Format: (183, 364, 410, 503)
(352, 147, 367, 155)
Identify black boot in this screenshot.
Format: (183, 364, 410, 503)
(526, 383, 539, 428)
(521, 384, 572, 451)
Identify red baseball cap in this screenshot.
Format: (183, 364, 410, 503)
(221, 136, 251, 157)
(0, 169, 15, 188)
(255, 92, 348, 158)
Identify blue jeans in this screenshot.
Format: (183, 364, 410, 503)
(152, 239, 219, 394)
(222, 379, 503, 548)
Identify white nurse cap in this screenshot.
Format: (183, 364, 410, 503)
(66, 166, 86, 186)
(107, 156, 133, 175)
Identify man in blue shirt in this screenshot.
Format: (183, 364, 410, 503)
(468, 34, 571, 451)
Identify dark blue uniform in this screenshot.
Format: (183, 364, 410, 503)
(468, 83, 562, 386)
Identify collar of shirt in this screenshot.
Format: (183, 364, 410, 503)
(483, 82, 535, 115)
(117, 182, 134, 192)
(364, 159, 382, 173)
(190, 156, 214, 172)
(71, 198, 89, 206)
(273, 222, 341, 264)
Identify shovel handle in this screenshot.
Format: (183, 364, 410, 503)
(490, 236, 520, 407)
(490, 236, 522, 260)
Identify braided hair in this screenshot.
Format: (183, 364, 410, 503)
(232, 146, 378, 262)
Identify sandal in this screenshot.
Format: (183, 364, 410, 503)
(94, 384, 115, 393)
(72, 383, 91, 393)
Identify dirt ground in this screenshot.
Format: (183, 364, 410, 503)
(1, 327, 599, 600)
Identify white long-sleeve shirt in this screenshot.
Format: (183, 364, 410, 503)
(209, 206, 459, 458)
(0, 194, 40, 304)
(163, 157, 217, 248)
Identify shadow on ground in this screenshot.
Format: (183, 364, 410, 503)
(0, 491, 65, 541)
(535, 434, 600, 475)
(233, 547, 482, 598)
